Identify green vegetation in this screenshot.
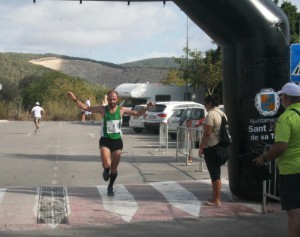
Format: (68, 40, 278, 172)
(275, 0, 300, 44)
(0, 53, 108, 120)
(161, 46, 222, 97)
(121, 57, 180, 69)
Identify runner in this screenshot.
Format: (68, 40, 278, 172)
(66, 90, 154, 196)
(31, 102, 45, 133)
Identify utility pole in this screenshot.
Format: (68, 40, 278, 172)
(185, 16, 189, 101)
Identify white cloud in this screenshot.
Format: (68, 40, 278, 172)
(0, 0, 298, 64)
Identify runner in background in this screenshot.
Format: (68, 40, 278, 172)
(31, 102, 45, 133)
(84, 98, 92, 121)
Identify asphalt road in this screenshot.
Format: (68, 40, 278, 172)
(0, 121, 288, 237)
(0, 120, 213, 187)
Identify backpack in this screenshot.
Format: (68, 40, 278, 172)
(213, 111, 232, 147)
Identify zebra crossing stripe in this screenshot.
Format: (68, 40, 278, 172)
(97, 184, 138, 222)
(150, 181, 201, 217)
(0, 189, 6, 203)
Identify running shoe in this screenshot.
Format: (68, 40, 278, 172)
(103, 168, 110, 181)
(107, 186, 114, 196)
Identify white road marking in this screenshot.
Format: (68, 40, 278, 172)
(88, 133, 95, 138)
(97, 184, 138, 222)
(200, 178, 233, 200)
(0, 189, 6, 203)
(150, 181, 201, 217)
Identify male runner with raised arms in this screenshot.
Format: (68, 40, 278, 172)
(67, 90, 154, 196)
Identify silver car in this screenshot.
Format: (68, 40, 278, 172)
(167, 108, 186, 139)
(143, 101, 203, 133)
(129, 104, 147, 133)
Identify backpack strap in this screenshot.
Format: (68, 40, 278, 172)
(291, 108, 300, 116)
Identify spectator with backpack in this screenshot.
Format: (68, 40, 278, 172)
(199, 95, 230, 207)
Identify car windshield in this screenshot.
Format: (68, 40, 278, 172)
(178, 108, 192, 125)
(188, 109, 205, 119)
(170, 109, 184, 117)
(133, 105, 146, 111)
(148, 104, 166, 112)
(181, 108, 191, 119)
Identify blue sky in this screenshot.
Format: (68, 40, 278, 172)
(0, 0, 299, 64)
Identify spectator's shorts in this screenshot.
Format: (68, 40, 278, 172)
(99, 137, 123, 152)
(280, 173, 300, 210)
(34, 117, 41, 123)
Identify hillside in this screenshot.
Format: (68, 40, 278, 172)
(0, 52, 179, 90)
(121, 57, 180, 69)
(30, 57, 170, 89)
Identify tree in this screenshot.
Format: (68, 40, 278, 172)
(0, 78, 20, 102)
(173, 47, 222, 96)
(161, 69, 185, 86)
(276, 1, 300, 44)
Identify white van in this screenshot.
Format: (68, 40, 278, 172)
(143, 101, 203, 133)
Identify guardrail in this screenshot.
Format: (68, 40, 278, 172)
(262, 145, 280, 213)
(175, 126, 205, 171)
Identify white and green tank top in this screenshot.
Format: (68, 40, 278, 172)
(101, 105, 122, 139)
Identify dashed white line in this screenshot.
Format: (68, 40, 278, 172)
(88, 133, 95, 138)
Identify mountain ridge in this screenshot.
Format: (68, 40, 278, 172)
(1, 52, 179, 89)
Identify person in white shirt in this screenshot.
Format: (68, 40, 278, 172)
(31, 102, 45, 133)
(84, 98, 92, 121)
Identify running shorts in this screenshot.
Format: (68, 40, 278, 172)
(99, 137, 123, 152)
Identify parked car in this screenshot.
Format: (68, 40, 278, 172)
(120, 98, 147, 126)
(167, 104, 204, 139)
(128, 104, 147, 133)
(167, 108, 186, 139)
(143, 101, 202, 133)
(181, 107, 207, 146)
(178, 104, 206, 128)
(181, 107, 207, 128)
(191, 105, 224, 128)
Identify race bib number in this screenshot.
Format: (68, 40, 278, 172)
(106, 120, 121, 134)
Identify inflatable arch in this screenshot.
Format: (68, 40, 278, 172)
(172, 0, 290, 199)
(81, 0, 290, 199)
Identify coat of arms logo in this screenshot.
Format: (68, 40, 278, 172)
(254, 88, 280, 116)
